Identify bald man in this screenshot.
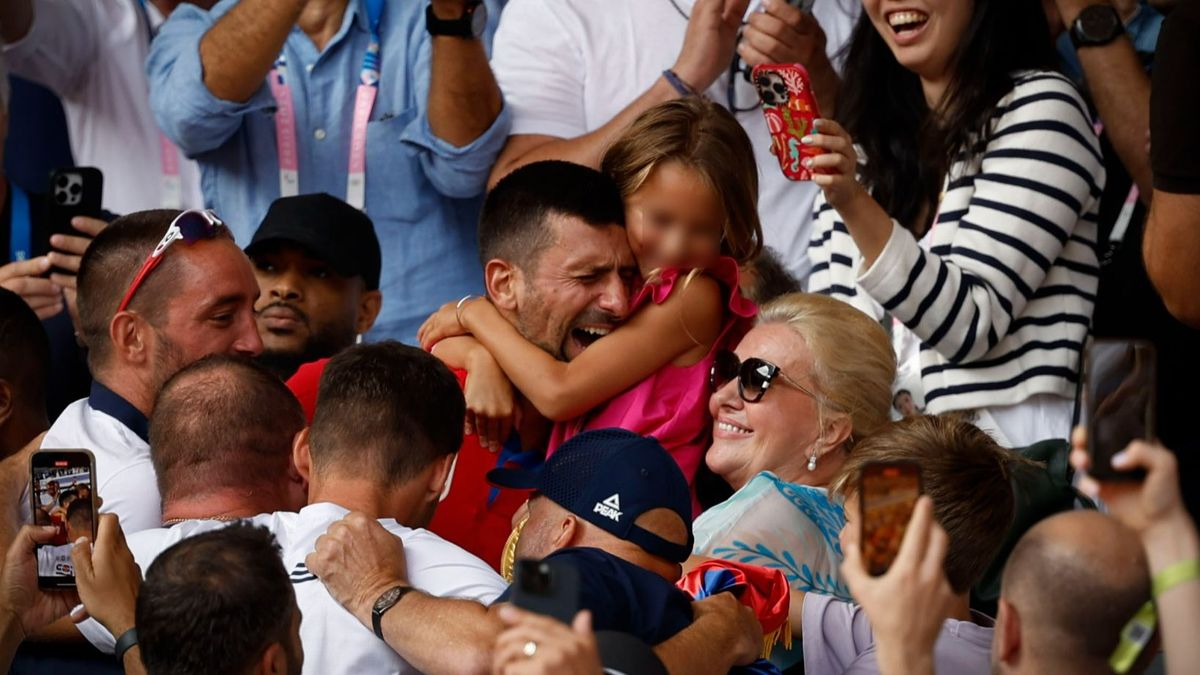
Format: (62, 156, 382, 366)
(993, 511, 1152, 674)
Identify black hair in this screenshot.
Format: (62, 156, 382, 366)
(65, 497, 92, 531)
(742, 247, 802, 305)
(310, 341, 465, 484)
(837, 0, 1058, 234)
(137, 524, 294, 675)
(478, 160, 626, 271)
(0, 287, 51, 410)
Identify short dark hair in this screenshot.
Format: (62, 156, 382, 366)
(310, 341, 464, 484)
(65, 497, 92, 532)
(137, 524, 294, 675)
(741, 247, 801, 305)
(0, 287, 50, 411)
(832, 415, 1022, 593)
(478, 160, 626, 271)
(1002, 512, 1150, 662)
(77, 210, 233, 371)
(150, 355, 305, 504)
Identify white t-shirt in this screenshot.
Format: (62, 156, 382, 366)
(38, 396, 161, 535)
(2, 0, 203, 213)
(36, 544, 74, 577)
(78, 502, 508, 675)
(490, 0, 861, 281)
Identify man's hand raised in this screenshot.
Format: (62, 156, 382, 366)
(306, 512, 410, 629)
(672, 0, 753, 92)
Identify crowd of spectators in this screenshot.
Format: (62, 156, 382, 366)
(0, 0, 1198, 673)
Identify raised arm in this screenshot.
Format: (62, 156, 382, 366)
(428, 277, 723, 421)
(198, 0, 304, 103)
(426, 1, 503, 147)
(0, 0, 96, 95)
(486, 0, 749, 187)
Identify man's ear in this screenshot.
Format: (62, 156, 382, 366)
(292, 427, 313, 484)
(484, 259, 520, 312)
(549, 513, 581, 553)
(109, 311, 152, 367)
(354, 289, 383, 335)
(426, 453, 455, 502)
(256, 641, 288, 675)
(995, 597, 1022, 666)
(0, 380, 14, 431)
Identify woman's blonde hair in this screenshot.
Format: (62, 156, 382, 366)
(601, 97, 764, 266)
(758, 293, 896, 451)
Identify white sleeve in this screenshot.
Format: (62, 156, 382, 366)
(403, 530, 508, 604)
(490, 0, 587, 139)
(96, 461, 163, 534)
(76, 615, 117, 654)
(1, 0, 99, 96)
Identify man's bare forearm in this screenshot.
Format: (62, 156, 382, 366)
(199, 0, 305, 102)
(427, 6, 503, 148)
(1075, 37, 1153, 201)
(486, 77, 682, 188)
(653, 613, 744, 675)
(0, 0, 33, 44)
(377, 593, 503, 675)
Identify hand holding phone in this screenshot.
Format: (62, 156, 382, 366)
(752, 64, 822, 181)
(509, 558, 581, 625)
(860, 461, 923, 576)
(1083, 339, 1155, 481)
(30, 450, 98, 588)
(36, 168, 104, 264)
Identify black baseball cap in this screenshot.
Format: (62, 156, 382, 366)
(245, 193, 382, 290)
(487, 429, 694, 563)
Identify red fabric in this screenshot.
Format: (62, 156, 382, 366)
(285, 358, 330, 424)
(677, 559, 792, 637)
(427, 369, 533, 572)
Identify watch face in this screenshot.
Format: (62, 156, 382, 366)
(470, 3, 488, 37)
(1079, 5, 1120, 41)
(374, 586, 403, 611)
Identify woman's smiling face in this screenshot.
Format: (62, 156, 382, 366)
(863, 0, 975, 91)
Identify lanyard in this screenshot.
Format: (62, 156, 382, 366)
(268, 0, 384, 210)
(8, 185, 32, 262)
(135, 0, 184, 208)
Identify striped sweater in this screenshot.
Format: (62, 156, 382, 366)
(807, 71, 1104, 414)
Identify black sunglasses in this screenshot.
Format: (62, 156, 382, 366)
(709, 349, 821, 403)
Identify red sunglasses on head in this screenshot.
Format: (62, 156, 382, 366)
(116, 209, 226, 313)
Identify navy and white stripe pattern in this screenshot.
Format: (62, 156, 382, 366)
(808, 71, 1104, 414)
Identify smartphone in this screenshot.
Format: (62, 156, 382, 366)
(860, 461, 922, 576)
(1084, 339, 1156, 481)
(29, 450, 97, 588)
(36, 167, 104, 259)
(509, 558, 580, 624)
(752, 63, 823, 181)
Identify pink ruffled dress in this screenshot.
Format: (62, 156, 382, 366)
(546, 256, 758, 515)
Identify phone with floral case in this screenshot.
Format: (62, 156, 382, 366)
(752, 63, 822, 181)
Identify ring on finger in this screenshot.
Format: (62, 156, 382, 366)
(522, 641, 538, 658)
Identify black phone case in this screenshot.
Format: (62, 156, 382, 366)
(509, 559, 581, 624)
(1084, 339, 1155, 481)
(35, 167, 104, 259)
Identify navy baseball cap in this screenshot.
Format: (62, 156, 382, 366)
(487, 428, 694, 563)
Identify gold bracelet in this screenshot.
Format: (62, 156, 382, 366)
(455, 294, 478, 329)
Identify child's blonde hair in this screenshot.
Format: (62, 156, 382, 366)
(601, 98, 764, 266)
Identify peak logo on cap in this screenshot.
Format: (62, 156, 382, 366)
(594, 493, 622, 522)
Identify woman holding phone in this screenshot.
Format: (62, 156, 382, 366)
(804, 0, 1104, 447)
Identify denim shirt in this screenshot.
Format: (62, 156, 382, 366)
(147, 0, 511, 343)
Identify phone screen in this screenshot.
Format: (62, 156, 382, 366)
(30, 450, 97, 588)
(1085, 339, 1155, 481)
(509, 558, 580, 624)
(860, 461, 922, 576)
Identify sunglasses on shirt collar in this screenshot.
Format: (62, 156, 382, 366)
(709, 349, 823, 404)
(117, 209, 226, 313)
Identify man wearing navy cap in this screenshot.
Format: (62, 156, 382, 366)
(306, 428, 764, 674)
(246, 193, 383, 379)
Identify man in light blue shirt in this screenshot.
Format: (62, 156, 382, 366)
(148, 0, 510, 343)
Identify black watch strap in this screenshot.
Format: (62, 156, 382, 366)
(371, 585, 415, 639)
(425, 2, 485, 38)
(114, 627, 139, 661)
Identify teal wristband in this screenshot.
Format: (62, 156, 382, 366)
(662, 69, 696, 97)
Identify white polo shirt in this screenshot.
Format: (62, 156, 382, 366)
(37, 383, 161, 534)
(78, 502, 508, 675)
(490, 0, 861, 282)
(2, 0, 203, 213)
